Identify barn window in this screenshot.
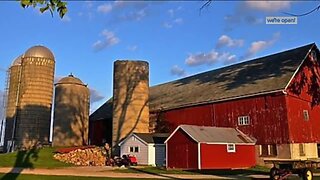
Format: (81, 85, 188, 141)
(227, 144, 236, 153)
(269, 144, 277, 156)
(260, 144, 277, 157)
(238, 116, 250, 125)
(299, 144, 305, 156)
(129, 146, 139, 153)
(303, 110, 309, 121)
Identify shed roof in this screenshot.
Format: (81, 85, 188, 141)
(119, 133, 169, 146)
(165, 125, 256, 144)
(90, 43, 316, 120)
(134, 133, 169, 144)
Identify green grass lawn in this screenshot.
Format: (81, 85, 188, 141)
(0, 147, 71, 168)
(112, 165, 270, 175)
(0, 173, 152, 180)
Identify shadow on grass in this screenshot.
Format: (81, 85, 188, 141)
(121, 166, 270, 179)
(1, 148, 39, 180)
(187, 168, 269, 176)
(127, 166, 182, 180)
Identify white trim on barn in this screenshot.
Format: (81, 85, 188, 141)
(148, 143, 155, 165)
(204, 142, 255, 145)
(165, 125, 199, 144)
(284, 44, 314, 90)
(198, 142, 201, 170)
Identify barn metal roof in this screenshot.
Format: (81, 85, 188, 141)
(90, 43, 316, 120)
(165, 125, 256, 144)
(149, 43, 315, 111)
(90, 98, 113, 121)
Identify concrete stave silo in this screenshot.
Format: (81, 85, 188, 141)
(53, 74, 90, 147)
(4, 45, 55, 151)
(112, 60, 150, 154)
(3, 55, 23, 151)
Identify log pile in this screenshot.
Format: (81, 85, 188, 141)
(53, 146, 105, 166)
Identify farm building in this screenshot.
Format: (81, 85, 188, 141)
(165, 125, 256, 170)
(119, 133, 168, 166)
(90, 43, 320, 165)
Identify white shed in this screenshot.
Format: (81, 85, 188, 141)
(119, 133, 169, 166)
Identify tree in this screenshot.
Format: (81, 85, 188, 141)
(20, 0, 67, 18)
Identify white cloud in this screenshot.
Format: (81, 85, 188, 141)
(174, 18, 183, 24)
(216, 35, 244, 49)
(244, 32, 280, 59)
(185, 51, 220, 66)
(168, 6, 182, 17)
(245, 1, 291, 12)
(84, 1, 94, 9)
(220, 52, 237, 65)
(61, 15, 71, 22)
(170, 65, 187, 77)
(163, 18, 183, 29)
(128, 45, 138, 52)
(163, 22, 173, 29)
(97, 3, 113, 14)
(89, 88, 105, 104)
(223, 1, 291, 31)
(185, 50, 238, 67)
(120, 9, 146, 21)
(100, 1, 151, 24)
(93, 29, 120, 51)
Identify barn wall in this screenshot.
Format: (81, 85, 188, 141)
(290, 143, 318, 159)
(286, 50, 320, 143)
(167, 129, 198, 169)
(163, 105, 213, 131)
(89, 119, 112, 146)
(200, 144, 256, 169)
(161, 94, 289, 144)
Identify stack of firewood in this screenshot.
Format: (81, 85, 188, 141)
(53, 147, 105, 166)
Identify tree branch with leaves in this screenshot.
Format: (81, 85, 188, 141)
(20, 0, 67, 18)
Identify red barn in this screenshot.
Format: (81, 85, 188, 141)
(165, 125, 256, 170)
(90, 43, 320, 165)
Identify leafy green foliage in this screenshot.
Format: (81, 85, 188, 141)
(20, 0, 67, 18)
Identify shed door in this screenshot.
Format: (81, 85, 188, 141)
(155, 145, 165, 166)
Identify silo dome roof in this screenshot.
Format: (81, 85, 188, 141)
(11, 55, 23, 66)
(24, 45, 55, 60)
(56, 74, 85, 85)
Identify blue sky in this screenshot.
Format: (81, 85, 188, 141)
(0, 1, 320, 114)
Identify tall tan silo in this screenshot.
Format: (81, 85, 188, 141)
(3, 55, 23, 151)
(112, 60, 149, 154)
(53, 74, 90, 147)
(4, 45, 55, 151)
